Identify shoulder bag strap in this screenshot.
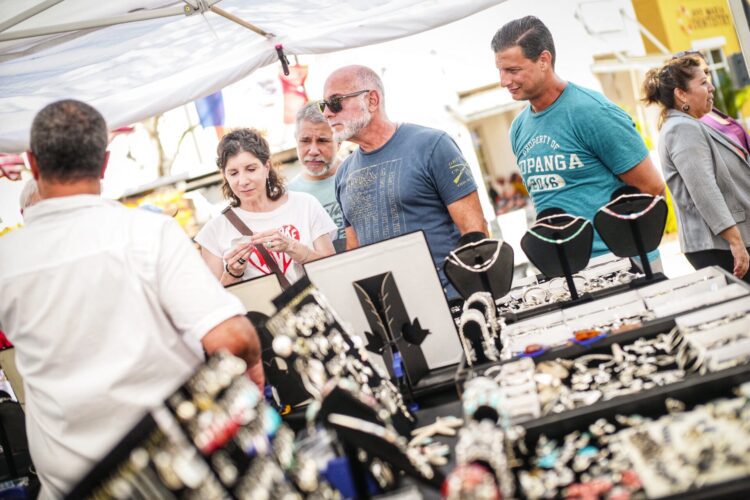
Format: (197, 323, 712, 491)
(221, 206, 291, 289)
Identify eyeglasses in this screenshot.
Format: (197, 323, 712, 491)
(317, 89, 370, 113)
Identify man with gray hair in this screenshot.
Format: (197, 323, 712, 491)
(321, 64, 487, 297)
(288, 102, 346, 251)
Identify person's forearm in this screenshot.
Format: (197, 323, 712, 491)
(220, 270, 243, 286)
(719, 225, 745, 248)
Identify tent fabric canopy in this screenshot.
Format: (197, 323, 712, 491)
(0, 0, 502, 152)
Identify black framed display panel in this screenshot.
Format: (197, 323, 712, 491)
(304, 231, 461, 372)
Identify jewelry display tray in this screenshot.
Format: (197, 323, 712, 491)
(409, 363, 750, 500)
(66, 413, 163, 499)
(457, 267, 750, 377)
(501, 272, 668, 325)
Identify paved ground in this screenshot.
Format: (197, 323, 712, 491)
(659, 232, 694, 279)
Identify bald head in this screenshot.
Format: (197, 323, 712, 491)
(325, 65, 385, 109)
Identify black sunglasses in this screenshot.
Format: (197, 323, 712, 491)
(317, 89, 370, 114)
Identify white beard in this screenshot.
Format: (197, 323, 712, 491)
(303, 162, 331, 177)
(333, 102, 372, 143)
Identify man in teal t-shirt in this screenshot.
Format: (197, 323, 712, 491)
(491, 16, 665, 261)
(288, 103, 347, 252)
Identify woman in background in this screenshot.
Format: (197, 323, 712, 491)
(195, 128, 336, 286)
(643, 54, 750, 281)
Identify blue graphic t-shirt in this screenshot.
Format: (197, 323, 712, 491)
(510, 82, 650, 257)
(287, 174, 346, 252)
(335, 123, 478, 292)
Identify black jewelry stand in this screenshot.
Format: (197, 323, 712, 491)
(594, 194, 667, 280)
(520, 214, 594, 300)
(443, 239, 514, 301)
(319, 385, 444, 490)
(353, 272, 430, 398)
(247, 311, 311, 408)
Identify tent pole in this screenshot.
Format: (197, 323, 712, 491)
(208, 6, 272, 38)
(0, 0, 64, 34)
(0, 1, 221, 42)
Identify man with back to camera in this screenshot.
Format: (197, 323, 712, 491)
(321, 64, 488, 296)
(0, 99, 264, 499)
(492, 16, 665, 263)
(287, 102, 347, 252)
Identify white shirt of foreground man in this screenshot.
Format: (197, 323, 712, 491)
(0, 99, 260, 499)
(0, 197, 248, 498)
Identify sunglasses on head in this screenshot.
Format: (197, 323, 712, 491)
(672, 50, 702, 60)
(317, 89, 370, 114)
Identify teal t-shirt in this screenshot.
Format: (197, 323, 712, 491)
(287, 174, 346, 252)
(510, 82, 652, 258)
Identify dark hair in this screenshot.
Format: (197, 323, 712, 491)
(490, 16, 556, 67)
(30, 100, 108, 182)
(642, 55, 703, 128)
(216, 128, 284, 206)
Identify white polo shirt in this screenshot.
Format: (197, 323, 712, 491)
(0, 195, 246, 499)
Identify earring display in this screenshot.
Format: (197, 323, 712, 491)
(511, 415, 645, 498)
(69, 350, 341, 500)
(674, 296, 750, 372)
(457, 292, 502, 365)
(501, 382, 750, 499)
(463, 358, 541, 424)
(163, 351, 338, 499)
(265, 278, 415, 433)
(68, 414, 226, 500)
(452, 420, 516, 498)
(620, 391, 750, 498)
(353, 271, 430, 389)
(312, 378, 443, 491)
(487, 267, 750, 361)
(496, 257, 643, 317)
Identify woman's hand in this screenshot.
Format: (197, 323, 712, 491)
(720, 226, 749, 279)
(222, 239, 254, 277)
(252, 229, 313, 263)
(252, 229, 295, 254)
(730, 241, 750, 278)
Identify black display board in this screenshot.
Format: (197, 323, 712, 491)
(594, 194, 667, 279)
(353, 272, 430, 387)
(444, 239, 514, 301)
(521, 214, 594, 300)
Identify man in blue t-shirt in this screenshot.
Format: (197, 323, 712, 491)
(288, 103, 347, 252)
(321, 65, 487, 295)
(491, 16, 665, 261)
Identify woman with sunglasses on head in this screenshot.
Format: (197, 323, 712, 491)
(195, 128, 336, 286)
(643, 54, 750, 281)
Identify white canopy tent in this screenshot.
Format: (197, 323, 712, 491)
(0, 0, 503, 153)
